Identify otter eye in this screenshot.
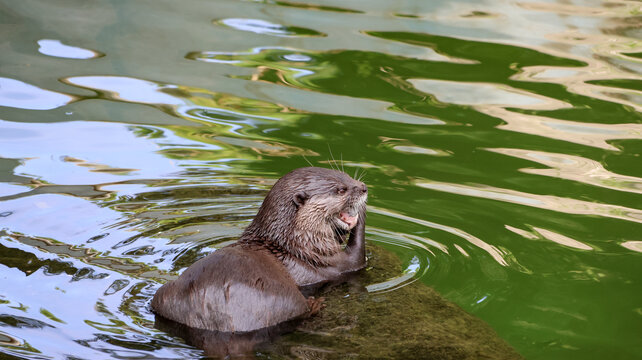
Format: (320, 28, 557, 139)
(337, 186, 347, 195)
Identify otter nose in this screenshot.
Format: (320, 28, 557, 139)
(354, 183, 367, 194)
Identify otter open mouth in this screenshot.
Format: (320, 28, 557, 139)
(333, 211, 358, 244)
(337, 211, 359, 230)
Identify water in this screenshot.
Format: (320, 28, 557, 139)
(0, 0, 641, 358)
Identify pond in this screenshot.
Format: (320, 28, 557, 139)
(0, 0, 641, 359)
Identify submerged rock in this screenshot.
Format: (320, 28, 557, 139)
(155, 245, 522, 359)
(264, 245, 522, 360)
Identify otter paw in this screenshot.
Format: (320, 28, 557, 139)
(306, 296, 326, 316)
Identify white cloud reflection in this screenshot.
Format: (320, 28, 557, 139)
(0, 77, 74, 110)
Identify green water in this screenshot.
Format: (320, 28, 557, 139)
(1, 0, 641, 359)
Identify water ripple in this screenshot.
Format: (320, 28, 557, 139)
(368, 206, 510, 267)
(505, 225, 594, 251)
(1, 0, 641, 358)
(517, 2, 639, 18)
(489, 148, 642, 194)
(37, 39, 103, 60)
(245, 0, 363, 14)
(364, 227, 435, 293)
(621, 240, 642, 253)
(216, 18, 326, 37)
(480, 107, 642, 151)
(410, 79, 571, 110)
(415, 180, 642, 224)
(0, 77, 75, 111)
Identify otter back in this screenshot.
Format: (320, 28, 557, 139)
(151, 244, 309, 332)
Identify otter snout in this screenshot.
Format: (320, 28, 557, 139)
(338, 182, 366, 230)
(350, 181, 368, 208)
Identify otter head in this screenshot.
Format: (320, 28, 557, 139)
(289, 167, 367, 236)
(242, 167, 368, 259)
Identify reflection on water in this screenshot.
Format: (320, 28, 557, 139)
(0, 0, 641, 359)
(369, 206, 512, 268)
(217, 18, 327, 37)
(37, 39, 103, 60)
(0, 78, 75, 111)
(245, 0, 363, 14)
(415, 180, 642, 224)
(489, 148, 642, 194)
(482, 106, 642, 150)
(410, 79, 571, 109)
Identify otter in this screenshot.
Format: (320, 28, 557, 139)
(151, 167, 368, 333)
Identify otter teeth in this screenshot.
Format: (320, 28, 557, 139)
(339, 211, 358, 229)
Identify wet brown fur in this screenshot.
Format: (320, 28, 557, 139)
(151, 167, 368, 333)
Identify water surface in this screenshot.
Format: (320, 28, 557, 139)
(0, 0, 641, 359)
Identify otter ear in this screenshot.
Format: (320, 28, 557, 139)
(293, 191, 308, 207)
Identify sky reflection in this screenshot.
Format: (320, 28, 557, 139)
(37, 39, 102, 59)
(0, 77, 74, 111)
